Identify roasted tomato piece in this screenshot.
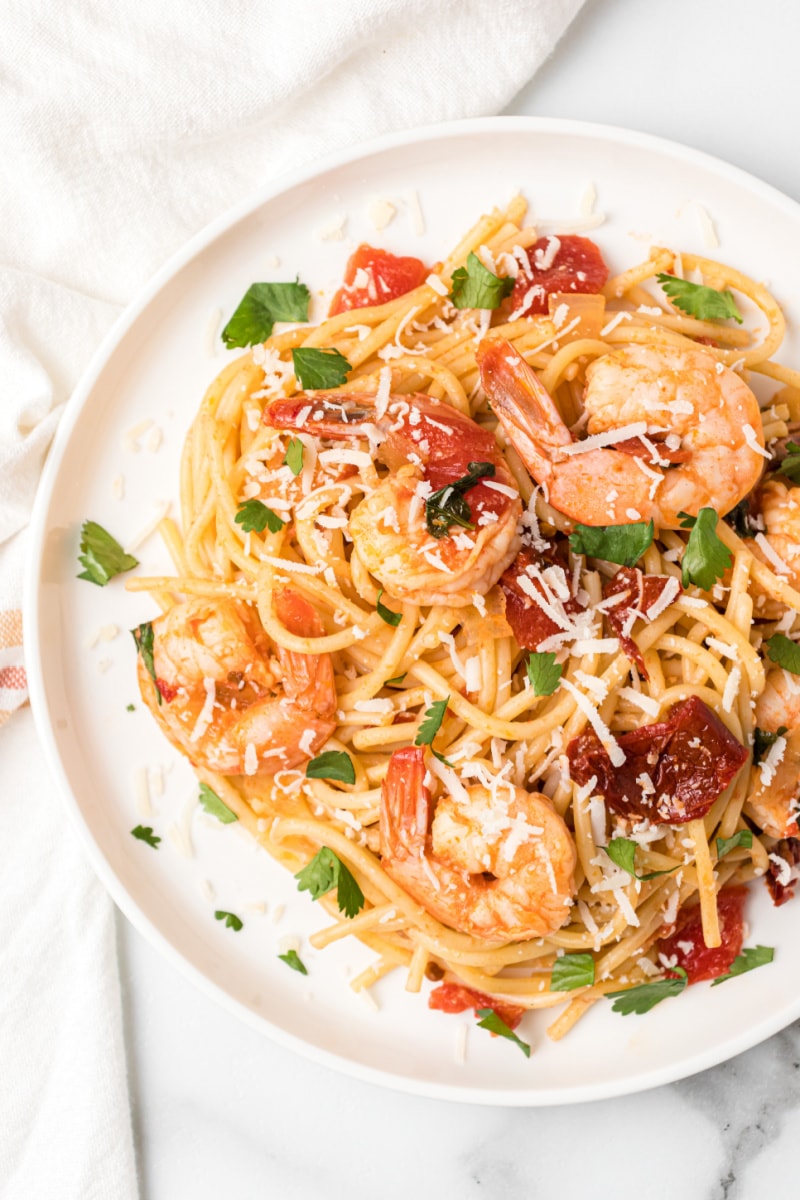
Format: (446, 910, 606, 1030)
(602, 567, 682, 678)
(657, 887, 746, 982)
(766, 837, 800, 906)
(499, 545, 585, 651)
(613, 431, 692, 465)
(329, 244, 428, 316)
(428, 982, 525, 1031)
(566, 695, 749, 824)
(509, 234, 609, 317)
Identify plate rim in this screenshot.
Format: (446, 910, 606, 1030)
(24, 113, 800, 1105)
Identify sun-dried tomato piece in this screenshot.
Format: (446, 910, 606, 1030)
(509, 235, 609, 317)
(155, 677, 178, 703)
(329, 244, 428, 316)
(766, 837, 800, 906)
(657, 887, 746, 982)
(428, 982, 525, 1030)
(613, 431, 692, 465)
(499, 545, 585, 651)
(602, 567, 682, 677)
(566, 695, 749, 824)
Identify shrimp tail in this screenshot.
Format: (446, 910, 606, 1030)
(275, 589, 336, 716)
(476, 337, 572, 481)
(263, 395, 375, 436)
(380, 746, 431, 861)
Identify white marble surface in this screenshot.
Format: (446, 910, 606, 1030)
(118, 2, 800, 1196)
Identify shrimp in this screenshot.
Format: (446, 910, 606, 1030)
(136, 589, 337, 776)
(264, 392, 521, 606)
(379, 747, 576, 942)
(747, 668, 800, 839)
(477, 337, 766, 528)
(750, 477, 800, 617)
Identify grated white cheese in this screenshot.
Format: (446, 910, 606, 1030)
(618, 686, 661, 718)
(755, 532, 791, 575)
(133, 766, 152, 818)
(644, 576, 680, 621)
(318, 213, 347, 241)
(722, 665, 742, 713)
(560, 422, 648, 457)
(190, 678, 216, 744)
(692, 202, 720, 249)
(759, 734, 787, 786)
(425, 272, 449, 297)
(406, 188, 425, 235)
(112, 474, 125, 500)
(368, 197, 396, 231)
(483, 480, 519, 500)
(562, 679, 626, 767)
(453, 1023, 468, 1066)
(743, 423, 771, 460)
(600, 311, 633, 337)
(124, 501, 171, 553)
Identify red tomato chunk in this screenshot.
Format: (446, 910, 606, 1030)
(499, 546, 585, 652)
(658, 887, 746, 982)
(329, 244, 428, 316)
(602, 566, 682, 679)
(509, 234, 609, 317)
(428, 982, 525, 1031)
(766, 837, 800, 906)
(566, 695, 749, 824)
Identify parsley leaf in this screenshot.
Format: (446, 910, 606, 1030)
(385, 673, 407, 687)
(221, 280, 310, 348)
(753, 725, 788, 764)
(235, 498, 285, 535)
(77, 520, 138, 586)
(305, 750, 355, 785)
(126, 703, 135, 712)
(278, 949, 308, 975)
(475, 1008, 531, 1057)
(198, 782, 238, 825)
(131, 824, 160, 848)
(376, 588, 402, 627)
(679, 507, 732, 590)
(525, 651, 562, 697)
(779, 441, 800, 485)
(214, 910, 243, 931)
(291, 347, 351, 390)
(284, 437, 304, 476)
(415, 697, 449, 747)
(724, 498, 756, 539)
(710, 945, 774, 986)
(450, 253, 514, 310)
(295, 846, 365, 918)
(425, 461, 495, 539)
(608, 968, 688, 1015)
(569, 520, 654, 567)
(605, 836, 679, 881)
(765, 633, 800, 675)
(656, 273, 743, 324)
(131, 621, 161, 707)
(550, 953, 595, 992)
(716, 829, 753, 860)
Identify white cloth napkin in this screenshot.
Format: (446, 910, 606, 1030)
(0, 1, 584, 1195)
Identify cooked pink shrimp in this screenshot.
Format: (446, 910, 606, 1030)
(477, 337, 766, 528)
(136, 589, 336, 776)
(379, 746, 576, 942)
(263, 392, 521, 606)
(750, 477, 800, 617)
(747, 668, 800, 839)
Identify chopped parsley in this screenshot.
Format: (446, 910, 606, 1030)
(450, 253, 514, 310)
(278, 949, 308, 975)
(235, 498, 285, 535)
(415, 696, 452, 765)
(724, 498, 756, 539)
(126, 703, 135, 712)
(608, 967, 688, 1015)
(77, 520, 138, 586)
(716, 829, 753, 860)
(305, 750, 356, 785)
(753, 725, 788, 764)
(198, 782, 238, 824)
(525, 651, 562, 697)
(214, 910, 243, 931)
(679, 508, 732, 590)
(550, 953, 595, 992)
(130, 825, 160, 849)
(131, 621, 160, 706)
(425, 461, 495, 539)
(291, 346, 351, 390)
(221, 279, 310, 348)
(656, 273, 743, 324)
(384, 672, 407, 687)
(765, 633, 800, 675)
(376, 588, 402, 627)
(778, 441, 800, 485)
(295, 846, 365, 918)
(284, 437, 304, 476)
(605, 836, 679, 881)
(475, 1008, 531, 1057)
(569, 520, 654, 567)
(710, 945, 774, 985)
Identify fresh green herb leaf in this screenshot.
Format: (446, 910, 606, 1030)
(475, 1008, 531, 1057)
(425, 461, 496, 539)
(778, 441, 800, 485)
(415, 697, 449, 747)
(295, 846, 365, 918)
(131, 621, 161, 706)
(656, 273, 743, 324)
(753, 725, 789, 764)
(431, 748, 455, 767)
(608, 967, 688, 1015)
(376, 588, 402, 627)
(305, 750, 356, 785)
(724, 498, 756, 539)
(716, 829, 753, 860)
(221, 280, 310, 348)
(384, 673, 407, 687)
(569, 520, 654, 567)
(214, 910, 243, 931)
(679, 507, 732, 590)
(234, 498, 285, 535)
(450, 253, 514, 310)
(198, 782, 238, 825)
(710, 945, 774, 986)
(765, 633, 800, 675)
(77, 520, 138, 586)
(291, 347, 351, 390)
(131, 824, 160, 848)
(525, 651, 562, 697)
(605, 836, 679, 881)
(278, 949, 308, 975)
(126, 703, 135, 712)
(550, 953, 595, 992)
(284, 437, 304, 476)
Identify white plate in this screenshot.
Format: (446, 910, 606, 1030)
(25, 116, 800, 1105)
